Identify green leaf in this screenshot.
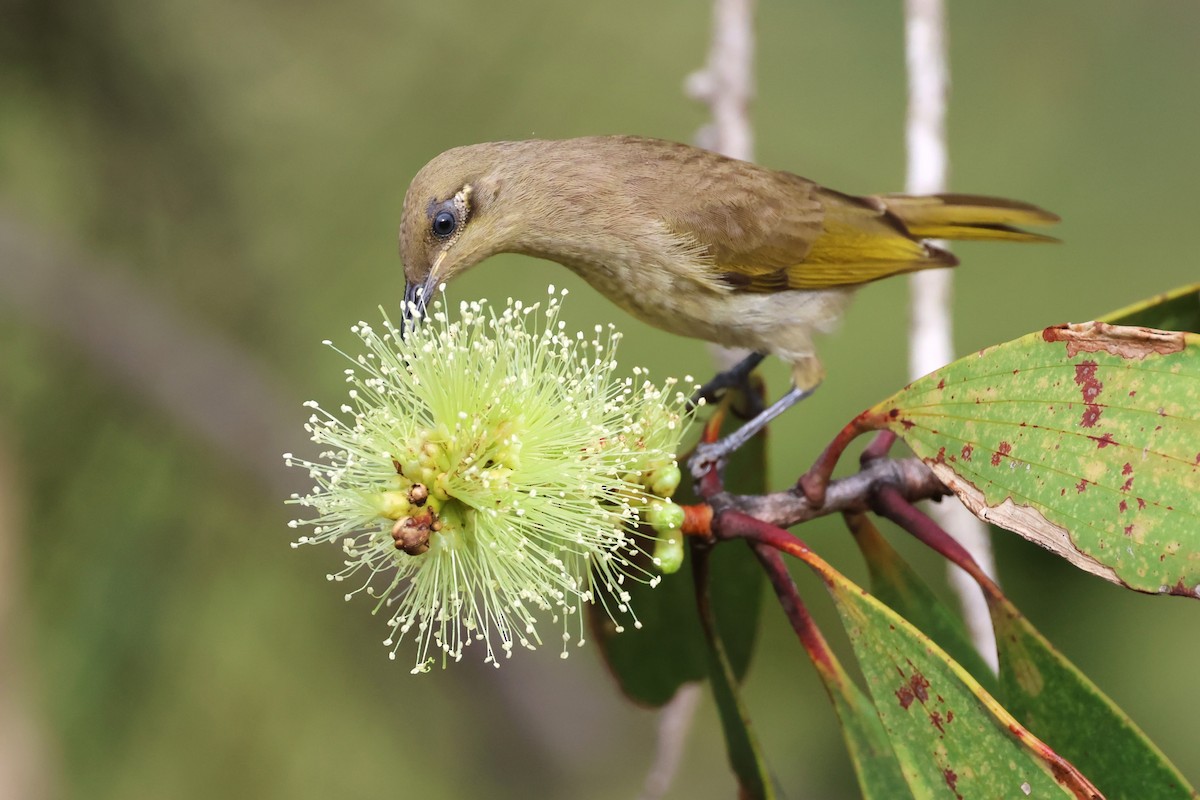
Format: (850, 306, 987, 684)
(1102, 283, 1200, 333)
(589, 548, 710, 705)
(992, 594, 1198, 799)
(833, 687, 914, 799)
(846, 513, 996, 693)
(806, 611, 913, 799)
(693, 543, 777, 799)
(695, 383, 774, 797)
(753, 538, 910, 798)
(810, 555, 1102, 798)
(871, 321, 1200, 596)
(591, 388, 766, 705)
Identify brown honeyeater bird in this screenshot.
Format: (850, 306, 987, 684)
(398, 136, 1058, 465)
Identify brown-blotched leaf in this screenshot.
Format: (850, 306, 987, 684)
(805, 548, 1102, 798)
(868, 321, 1200, 596)
(804, 607, 913, 799)
(755, 540, 911, 799)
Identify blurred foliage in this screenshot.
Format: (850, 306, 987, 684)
(1, 0, 1198, 797)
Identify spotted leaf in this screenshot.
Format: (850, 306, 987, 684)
(874, 321, 1200, 597)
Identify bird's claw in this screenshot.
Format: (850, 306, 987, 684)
(688, 352, 767, 410)
(688, 441, 728, 479)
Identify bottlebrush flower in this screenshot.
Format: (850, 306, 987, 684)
(286, 288, 692, 673)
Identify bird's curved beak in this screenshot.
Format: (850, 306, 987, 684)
(400, 253, 446, 336)
(402, 279, 427, 321)
(400, 278, 432, 339)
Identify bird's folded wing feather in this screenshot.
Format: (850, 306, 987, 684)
(661, 174, 953, 293)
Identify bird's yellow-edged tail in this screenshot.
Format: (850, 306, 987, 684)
(873, 193, 1061, 243)
(786, 191, 1059, 290)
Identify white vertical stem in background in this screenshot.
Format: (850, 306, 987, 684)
(687, 0, 756, 373)
(686, 0, 756, 161)
(904, 0, 999, 672)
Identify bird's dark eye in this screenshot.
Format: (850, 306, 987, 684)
(432, 210, 457, 238)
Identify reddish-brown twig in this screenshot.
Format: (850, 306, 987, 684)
(871, 484, 1001, 599)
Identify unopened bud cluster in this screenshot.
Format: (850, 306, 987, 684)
(286, 288, 693, 672)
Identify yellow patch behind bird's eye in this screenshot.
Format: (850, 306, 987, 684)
(448, 184, 473, 230)
(427, 185, 474, 283)
(456, 184, 472, 207)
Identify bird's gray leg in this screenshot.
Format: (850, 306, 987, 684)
(688, 351, 767, 411)
(687, 384, 818, 478)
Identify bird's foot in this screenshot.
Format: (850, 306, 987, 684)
(688, 384, 818, 479)
(688, 352, 767, 411)
(688, 440, 730, 479)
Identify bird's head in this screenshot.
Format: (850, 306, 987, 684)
(398, 143, 521, 323)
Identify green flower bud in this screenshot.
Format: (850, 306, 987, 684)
(646, 462, 682, 498)
(645, 499, 686, 534)
(653, 534, 685, 575)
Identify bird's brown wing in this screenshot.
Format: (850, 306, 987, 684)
(657, 165, 824, 291)
(601, 136, 952, 292)
(662, 175, 950, 293)
(660, 166, 953, 293)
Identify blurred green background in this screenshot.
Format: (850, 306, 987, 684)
(1, 0, 1197, 797)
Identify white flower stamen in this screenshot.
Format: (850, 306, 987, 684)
(286, 292, 690, 671)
